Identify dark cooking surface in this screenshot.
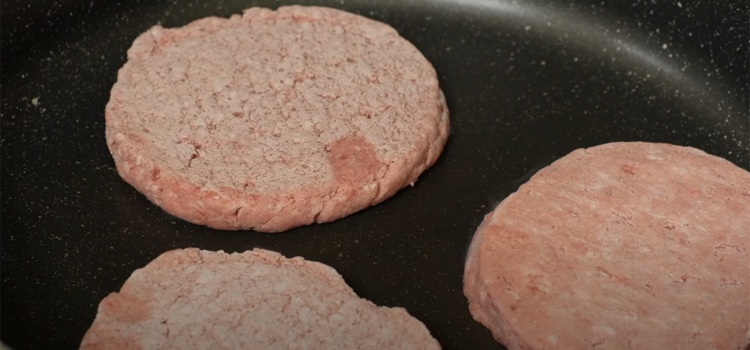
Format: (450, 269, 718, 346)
(1, 0, 747, 349)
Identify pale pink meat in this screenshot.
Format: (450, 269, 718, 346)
(464, 142, 750, 350)
(80, 248, 441, 350)
(106, 6, 449, 232)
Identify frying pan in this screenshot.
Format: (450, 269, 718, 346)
(1, 0, 748, 349)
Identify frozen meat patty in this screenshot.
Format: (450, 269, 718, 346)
(105, 6, 449, 231)
(464, 142, 750, 350)
(80, 248, 441, 350)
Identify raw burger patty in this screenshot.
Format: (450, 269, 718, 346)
(464, 142, 750, 350)
(106, 6, 449, 231)
(80, 248, 441, 350)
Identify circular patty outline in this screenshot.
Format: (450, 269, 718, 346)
(79, 248, 441, 349)
(105, 6, 449, 232)
(464, 142, 750, 350)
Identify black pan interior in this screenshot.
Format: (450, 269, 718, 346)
(1, 0, 748, 349)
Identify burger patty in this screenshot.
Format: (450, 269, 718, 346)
(80, 248, 441, 350)
(105, 6, 449, 232)
(464, 142, 750, 350)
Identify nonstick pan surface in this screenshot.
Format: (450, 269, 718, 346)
(1, 0, 748, 349)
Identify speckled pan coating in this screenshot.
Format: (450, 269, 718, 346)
(464, 142, 750, 350)
(79, 248, 441, 350)
(105, 6, 449, 232)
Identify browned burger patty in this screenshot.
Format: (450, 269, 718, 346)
(106, 6, 449, 232)
(464, 142, 750, 350)
(80, 248, 441, 350)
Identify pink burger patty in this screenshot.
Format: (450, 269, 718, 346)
(464, 142, 750, 350)
(80, 248, 441, 350)
(105, 6, 449, 231)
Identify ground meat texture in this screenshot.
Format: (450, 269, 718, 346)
(464, 142, 750, 350)
(106, 6, 449, 232)
(80, 248, 441, 350)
